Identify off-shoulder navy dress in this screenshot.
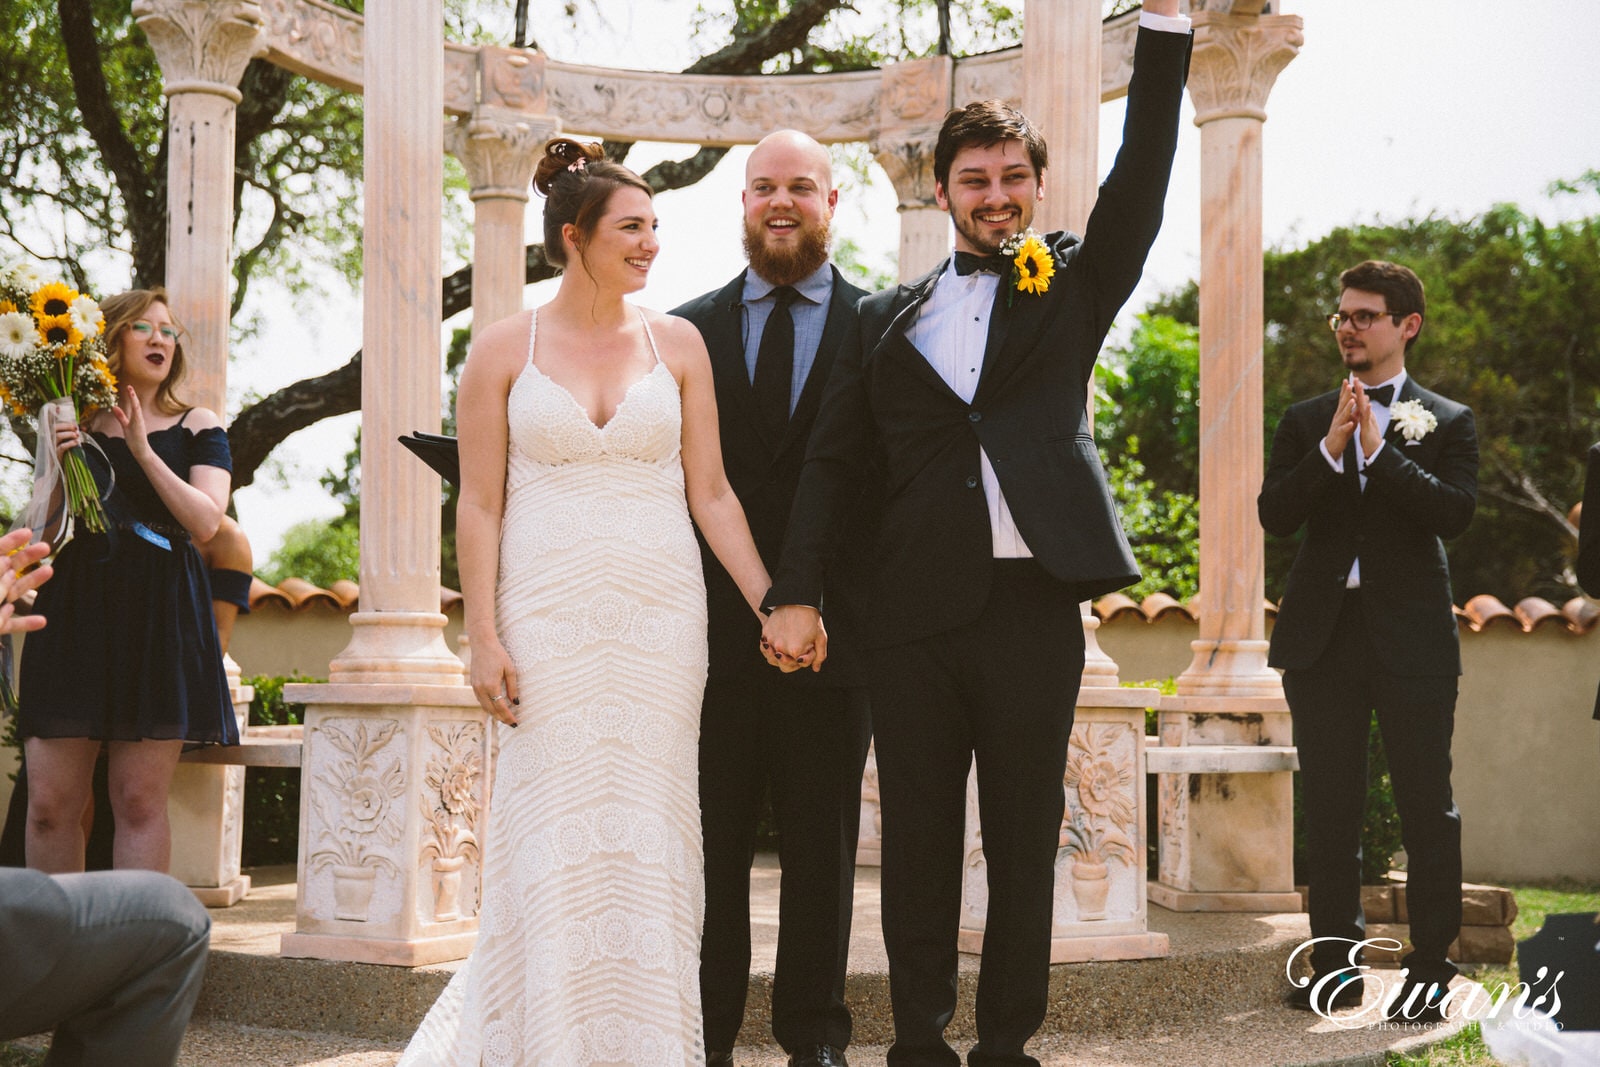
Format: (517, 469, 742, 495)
(17, 413, 239, 747)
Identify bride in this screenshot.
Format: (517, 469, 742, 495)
(400, 138, 773, 1066)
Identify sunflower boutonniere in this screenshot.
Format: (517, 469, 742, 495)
(999, 229, 1055, 306)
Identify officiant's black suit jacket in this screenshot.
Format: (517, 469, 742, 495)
(673, 266, 874, 686)
(767, 26, 1191, 643)
(1260, 378, 1478, 675)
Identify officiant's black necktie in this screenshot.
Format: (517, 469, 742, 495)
(753, 285, 798, 444)
(1364, 383, 1395, 406)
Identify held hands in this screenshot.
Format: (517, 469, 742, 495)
(51, 418, 85, 463)
(0, 528, 53, 636)
(469, 633, 522, 727)
(760, 605, 827, 673)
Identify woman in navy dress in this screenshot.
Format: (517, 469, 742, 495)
(19, 286, 238, 873)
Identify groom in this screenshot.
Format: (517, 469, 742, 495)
(762, 5, 1191, 1063)
(1260, 260, 1478, 1021)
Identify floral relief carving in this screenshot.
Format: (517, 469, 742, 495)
(1157, 719, 1189, 886)
(869, 134, 940, 209)
(481, 47, 546, 111)
(1058, 723, 1139, 922)
(879, 57, 949, 124)
(219, 764, 245, 883)
(306, 717, 405, 922)
(419, 721, 485, 922)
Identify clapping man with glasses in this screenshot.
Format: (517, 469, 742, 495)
(1260, 260, 1478, 1022)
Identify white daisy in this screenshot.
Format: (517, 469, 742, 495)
(0, 311, 36, 359)
(68, 294, 102, 337)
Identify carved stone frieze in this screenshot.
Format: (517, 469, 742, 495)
(445, 108, 555, 202)
(1057, 722, 1140, 924)
(545, 65, 881, 146)
(1157, 720, 1191, 886)
(1187, 12, 1304, 124)
(134, 0, 266, 100)
(258, 0, 361, 94)
(480, 46, 546, 111)
(304, 717, 406, 923)
(878, 55, 951, 127)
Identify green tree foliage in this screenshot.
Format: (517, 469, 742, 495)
(1147, 178, 1600, 603)
(260, 517, 361, 589)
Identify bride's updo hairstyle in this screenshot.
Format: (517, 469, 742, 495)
(533, 137, 653, 270)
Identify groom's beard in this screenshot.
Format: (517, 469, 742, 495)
(744, 216, 831, 288)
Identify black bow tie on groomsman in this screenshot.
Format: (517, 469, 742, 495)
(753, 285, 799, 444)
(1362, 382, 1396, 406)
(953, 251, 1009, 277)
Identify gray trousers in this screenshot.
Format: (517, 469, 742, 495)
(0, 869, 211, 1066)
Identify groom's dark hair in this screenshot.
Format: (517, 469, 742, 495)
(1341, 260, 1426, 352)
(932, 100, 1048, 192)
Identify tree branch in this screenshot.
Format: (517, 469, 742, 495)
(57, 0, 164, 284)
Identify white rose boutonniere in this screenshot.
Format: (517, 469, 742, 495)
(1389, 399, 1437, 443)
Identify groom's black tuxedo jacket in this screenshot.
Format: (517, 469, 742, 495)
(767, 25, 1191, 646)
(1260, 378, 1478, 676)
(673, 267, 875, 686)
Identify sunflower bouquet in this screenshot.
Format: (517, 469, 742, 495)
(0, 259, 119, 538)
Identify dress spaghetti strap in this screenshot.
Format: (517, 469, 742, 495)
(526, 307, 539, 366)
(639, 308, 664, 366)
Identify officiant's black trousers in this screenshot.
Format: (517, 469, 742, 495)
(698, 671, 871, 1055)
(870, 559, 1084, 1067)
(1284, 591, 1462, 988)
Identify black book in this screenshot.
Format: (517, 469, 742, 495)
(398, 431, 460, 488)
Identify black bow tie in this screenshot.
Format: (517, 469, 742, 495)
(953, 251, 1008, 277)
(1363, 383, 1396, 406)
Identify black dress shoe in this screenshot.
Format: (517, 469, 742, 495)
(788, 1046, 849, 1067)
(706, 1053, 735, 1066)
(1384, 978, 1450, 1023)
(1285, 974, 1365, 1012)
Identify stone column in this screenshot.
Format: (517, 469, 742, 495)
(445, 46, 558, 336)
(133, 0, 264, 415)
(1025, 0, 1121, 687)
(1152, 10, 1304, 913)
(871, 55, 952, 283)
(283, 1, 487, 967)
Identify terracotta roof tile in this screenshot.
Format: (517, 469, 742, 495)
(247, 578, 464, 614)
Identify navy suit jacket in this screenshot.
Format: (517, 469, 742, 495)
(1260, 378, 1478, 676)
(767, 25, 1192, 646)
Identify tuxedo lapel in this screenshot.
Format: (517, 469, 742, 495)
(973, 247, 1060, 403)
(872, 261, 967, 405)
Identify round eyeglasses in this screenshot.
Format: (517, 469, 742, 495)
(129, 321, 181, 342)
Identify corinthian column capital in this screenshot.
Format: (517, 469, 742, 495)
(446, 109, 556, 203)
(1187, 12, 1303, 125)
(870, 132, 941, 211)
(133, 0, 266, 102)
(870, 55, 951, 211)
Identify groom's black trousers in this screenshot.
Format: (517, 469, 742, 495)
(1283, 590, 1462, 987)
(870, 559, 1084, 1067)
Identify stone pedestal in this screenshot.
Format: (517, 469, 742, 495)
(959, 689, 1169, 963)
(169, 670, 254, 907)
(280, 683, 489, 966)
(872, 55, 952, 283)
(1149, 694, 1300, 913)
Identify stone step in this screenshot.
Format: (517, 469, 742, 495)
(182, 860, 1473, 1064)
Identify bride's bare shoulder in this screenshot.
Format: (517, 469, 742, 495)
(465, 309, 536, 373)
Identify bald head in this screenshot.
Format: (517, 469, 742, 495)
(742, 129, 837, 286)
(746, 129, 834, 192)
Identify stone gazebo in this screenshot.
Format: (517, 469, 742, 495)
(132, 0, 1305, 965)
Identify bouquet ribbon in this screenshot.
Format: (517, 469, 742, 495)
(13, 396, 114, 551)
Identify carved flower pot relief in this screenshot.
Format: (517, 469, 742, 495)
(430, 855, 468, 922)
(332, 863, 378, 922)
(1069, 857, 1112, 921)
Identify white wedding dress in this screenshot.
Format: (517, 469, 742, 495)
(401, 309, 709, 1066)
